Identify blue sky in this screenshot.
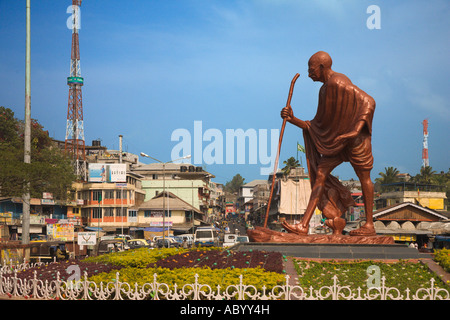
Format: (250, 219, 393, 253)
(1, 0, 449, 184)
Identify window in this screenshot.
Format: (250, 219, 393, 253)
(128, 210, 137, 217)
(92, 207, 102, 219)
(72, 207, 79, 214)
(152, 174, 158, 180)
(81, 208, 90, 218)
(144, 210, 171, 218)
(117, 207, 127, 216)
(92, 190, 102, 202)
(104, 207, 114, 217)
(116, 190, 127, 199)
(105, 190, 115, 199)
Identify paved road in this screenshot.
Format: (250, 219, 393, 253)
(227, 219, 247, 236)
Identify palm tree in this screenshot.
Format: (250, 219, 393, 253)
(414, 166, 436, 184)
(282, 157, 300, 176)
(375, 167, 400, 185)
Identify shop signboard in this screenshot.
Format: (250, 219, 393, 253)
(150, 221, 173, 227)
(77, 232, 97, 246)
(48, 223, 74, 241)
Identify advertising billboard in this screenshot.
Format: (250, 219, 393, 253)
(88, 163, 126, 183)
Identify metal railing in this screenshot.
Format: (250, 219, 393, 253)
(1, 260, 449, 300)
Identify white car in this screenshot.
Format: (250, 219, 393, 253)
(223, 234, 249, 247)
(194, 227, 217, 247)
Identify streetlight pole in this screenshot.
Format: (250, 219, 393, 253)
(22, 0, 31, 246)
(140, 153, 191, 242)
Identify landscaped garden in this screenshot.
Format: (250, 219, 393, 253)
(5, 247, 286, 295)
(293, 258, 449, 294)
(3, 247, 449, 300)
(84, 247, 286, 292)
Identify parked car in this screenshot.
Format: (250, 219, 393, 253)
(222, 234, 249, 247)
(194, 227, 218, 247)
(95, 239, 129, 255)
(223, 234, 238, 247)
(127, 239, 152, 249)
(178, 234, 194, 247)
(155, 238, 180, 248)
(236, 235, 249, 244)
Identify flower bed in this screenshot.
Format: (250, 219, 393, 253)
(4, 260, 122, 282)
(152, 249, 283, 273)
(84, 247, 286, 296)
(82, 247, 195, 268)
(88, 266, 285, 295)
(293, 259, 448, 293)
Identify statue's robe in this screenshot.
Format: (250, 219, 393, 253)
(303, 73, 376, 216)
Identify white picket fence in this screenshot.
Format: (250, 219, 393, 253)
(0, 260, 449, 300)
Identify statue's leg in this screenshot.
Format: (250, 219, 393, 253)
(349, 168, 376, 236)
(282, 162, 336, 235)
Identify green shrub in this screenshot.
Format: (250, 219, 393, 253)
(83, 247, 212, 268)
(434, 248, 450, 272)
(88, 266, 285, 298)
(293, 259, 448, 293)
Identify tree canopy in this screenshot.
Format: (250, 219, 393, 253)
(0, 106, 75, 200)
(281, 156, 300, 176)
(224, 174, 245, 194)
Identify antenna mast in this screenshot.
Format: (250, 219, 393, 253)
(422, 119, 429, 168)
(65, 0, 86, 180)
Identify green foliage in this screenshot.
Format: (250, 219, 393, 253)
(293, 259, 448, 294)
(83, 247, 221, 268)
(88, 266, 285, 296)
(0, 106, 75, 199)
(224, 174, 245, 194)
(84, 247, 285, 298)
(83, 247, 191, 267)
(375, 167, 400, 192)
(281, 156, 300, 176)
(434, 248, 450, 273)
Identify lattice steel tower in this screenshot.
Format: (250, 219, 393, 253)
(65, 0, 86, 180)
(422, 119, 429, 168)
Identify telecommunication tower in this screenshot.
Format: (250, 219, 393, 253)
(422, 119, 429, 168)
(65, 0, 86, 180)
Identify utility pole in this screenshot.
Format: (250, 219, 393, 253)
(22, 0, 31, 246)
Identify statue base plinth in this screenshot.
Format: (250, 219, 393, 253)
(238, 227, 424, 259)
(247, 226, 394, 245)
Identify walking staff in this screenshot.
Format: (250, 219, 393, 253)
(263, 73, 300, 228)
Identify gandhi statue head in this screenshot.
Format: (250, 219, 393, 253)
(308, 51, 333, 83)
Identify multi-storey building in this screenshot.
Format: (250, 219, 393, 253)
(375, 182, 447, 211)
(131, 163, 214, 215)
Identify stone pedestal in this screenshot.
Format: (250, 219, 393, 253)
(248, 226, 394, 244)
(241, 227, 426, 259)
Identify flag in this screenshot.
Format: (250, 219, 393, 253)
(297, 143, 305, 153)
